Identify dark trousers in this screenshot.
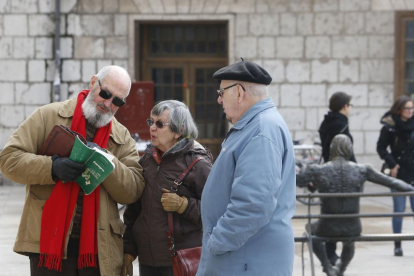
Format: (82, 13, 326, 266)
(326, 242, 339, 265)
(30, 238, 100, 276)
(139, 264, 173, 276)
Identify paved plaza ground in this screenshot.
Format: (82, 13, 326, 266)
(1, 183, 413, 276)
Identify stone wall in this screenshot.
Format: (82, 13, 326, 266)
(0, 0, 413, 170)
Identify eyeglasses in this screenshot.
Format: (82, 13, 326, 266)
(403, 107, 414, 110)
(217, 83, 245, 97)
(146, 118, 171, 129)
(98, 80, 126, 107)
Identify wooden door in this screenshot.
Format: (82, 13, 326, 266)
(143, 62, 226, 158)
(139, 23, 228, 159)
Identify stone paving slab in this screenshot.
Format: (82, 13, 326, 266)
(0, 185, 29, 276)
(1, 183, 414, 276)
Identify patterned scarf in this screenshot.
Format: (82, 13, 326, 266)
(39, 90, 112, 271)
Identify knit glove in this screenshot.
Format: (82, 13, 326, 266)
(161, 188, 188, 214)
(121, 254, 135, 276)
(51, 155, 85, 182)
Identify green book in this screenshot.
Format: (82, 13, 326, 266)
(69, 136, 115, 195)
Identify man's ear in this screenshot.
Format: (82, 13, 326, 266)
(89, 76, 97, 90)
(237, 85, 245, 103)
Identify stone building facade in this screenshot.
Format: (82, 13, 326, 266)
(0, 0, 411, 176)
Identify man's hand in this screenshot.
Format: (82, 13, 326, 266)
(161, 188, 188, 214)
(51, 155, 85, 182)
(391, 164, 400, 178)
(87, 142, 107, 153)
(121, 254, 135, 276)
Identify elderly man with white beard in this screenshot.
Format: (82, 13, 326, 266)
(0, 65, 144, 276)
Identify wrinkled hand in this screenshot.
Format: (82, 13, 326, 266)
(51, 155, 85, 182)
(87, 142, 107, 153)
(121, 254, 135, 276)
(161, 188, 188, 214)
(391, 164, 400, 178)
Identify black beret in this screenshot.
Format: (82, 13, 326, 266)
(213, 60, 272, 85)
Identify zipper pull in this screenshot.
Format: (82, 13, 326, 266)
(156, 165, 160, 178)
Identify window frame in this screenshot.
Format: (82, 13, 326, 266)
(395, 11, 414, 99)
(137, 21, 229, 158)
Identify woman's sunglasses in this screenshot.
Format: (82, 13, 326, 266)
(146, 118, 171, 129)
(98, 80, 126, 107)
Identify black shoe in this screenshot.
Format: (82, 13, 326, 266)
(394, 247, 403, 257)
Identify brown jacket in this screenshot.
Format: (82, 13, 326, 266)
(123, 139, 213, 266)
(0, 97, 145, 276)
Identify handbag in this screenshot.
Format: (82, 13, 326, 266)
(166, 157, 203, 276)
(39, 125, 86, 157)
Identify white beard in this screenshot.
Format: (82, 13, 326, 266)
(82, 92, 115, 128)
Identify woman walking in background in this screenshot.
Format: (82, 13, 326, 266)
(319, 91, 356, 163)
(377, 95, 414, 257)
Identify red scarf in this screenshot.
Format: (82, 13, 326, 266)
(39, 90, 112, 271)
(151, 147, 164, 164)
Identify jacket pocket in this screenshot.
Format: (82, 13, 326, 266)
(109, 218, 126, 272)
(110, 218, 127, 235)
(25, 197, 47, 242)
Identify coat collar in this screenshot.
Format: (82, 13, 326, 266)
(380, 113, 395, 127)
(232, 97, 275, 131)
(58, 97, 125, 145)
(145, 138, 193, 156)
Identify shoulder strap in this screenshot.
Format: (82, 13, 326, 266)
(339, 124, 348, 134)
(170, 157, 203, 193)
(166, 156, 203, 257)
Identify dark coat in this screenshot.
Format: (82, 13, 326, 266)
(377, 112, 414, 184)
(319, 111, 356, 163)
(123, 139, 213, 267)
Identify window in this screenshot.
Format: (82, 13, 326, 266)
(138, 22, 228, 158)
(395, 12, 414, 98)
(147, 24, 227, 56)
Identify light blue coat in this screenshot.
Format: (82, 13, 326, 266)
(196, 98, 296, 276)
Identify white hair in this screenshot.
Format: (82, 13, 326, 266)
(82, 92, 115, 128)
(240, 81, 268, 98)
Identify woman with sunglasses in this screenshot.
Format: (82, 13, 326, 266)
(121, 100, 213, 276)
(377, 95, 414, 257)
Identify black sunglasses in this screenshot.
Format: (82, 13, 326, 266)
(98, 80, 126, 107)
(217, 83, 245, 97)
(146, 118, 171, 129)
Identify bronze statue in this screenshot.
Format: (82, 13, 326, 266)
(297, 134, 414, 276)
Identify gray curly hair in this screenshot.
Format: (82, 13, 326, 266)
(151, 100, 198, 139)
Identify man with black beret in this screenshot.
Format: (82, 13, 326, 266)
(197, 60, 296, 276)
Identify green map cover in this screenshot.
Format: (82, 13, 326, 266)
(69, 136, 115, 195)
